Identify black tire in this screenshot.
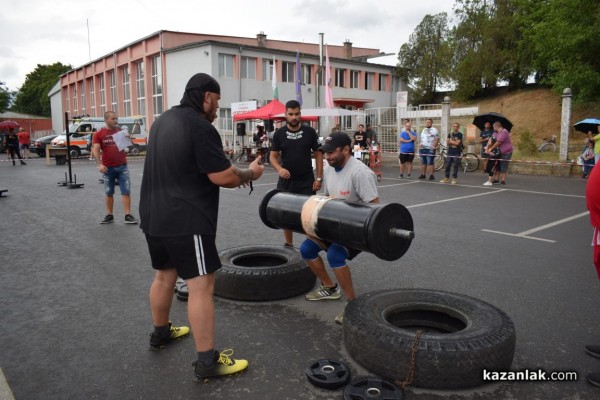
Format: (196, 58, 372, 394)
(129, 145, 140, 156)
(37, 149, 45, 157)
(69, 146, 81, 157)
(539, 142, 556, 152)
(215, 245, 316, 301)
(343, 289, 516, 389)
(460, 153, 480, 172)
(434, 154, 445, 171)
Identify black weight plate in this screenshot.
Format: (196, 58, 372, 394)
(305, 359, 351, 389)
(343, 376, 404, 400)
(366, 203, 413, 261)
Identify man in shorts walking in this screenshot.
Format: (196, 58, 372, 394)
(139, 73, 264, 380)
(92, 111, 138, 224)
(270, 100, 323, 247)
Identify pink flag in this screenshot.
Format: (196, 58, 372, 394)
(325, 45, 333, 109)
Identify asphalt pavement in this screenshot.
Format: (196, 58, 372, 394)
(1, 154, 599, 400)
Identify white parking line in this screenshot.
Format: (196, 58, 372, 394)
(482, 211, 590, 243)
(407, 190, 506, 208)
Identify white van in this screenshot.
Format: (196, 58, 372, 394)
(51, 116, 147, 156)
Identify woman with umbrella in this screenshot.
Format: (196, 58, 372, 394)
(2, 127, 27, 166)
(588, 125, 600, 163)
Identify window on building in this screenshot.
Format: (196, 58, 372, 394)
(89, 78, 95, 117)
(379, 74, 387, 91)
(365, 72, 374, 90)
(335, 68, 345, 87)
(152, 56, 163, 118)
(64, 89, 70, 115)
(350, 70, 360, 89)
(99, 74, 106, 115)
(219, 108, 232, 131)
(136, 60, 145, 117)
(80, 81, 86, 114)
(282, 61, 294, 83)
(219, 54, 234, 78)
(72, 84, 78, 115)
(109, 70, 117, 111)
(262, 59, 273, 81)
(241, 57, 256, 79)
(301, 64, 312, 85)
(122, 65, 131, 116)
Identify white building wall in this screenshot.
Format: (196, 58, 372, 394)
(48, 81, 63, 133)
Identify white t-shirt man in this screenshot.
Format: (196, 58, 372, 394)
(420, 127, 439, 149)
(322, 156, 378, 203)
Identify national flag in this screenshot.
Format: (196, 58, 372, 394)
(272, 56, 279, 100)
(325, 45, 334, 109)
(295, 51, 303, 105)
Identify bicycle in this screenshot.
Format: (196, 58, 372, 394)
(433, 144, 480, 172)
(538, 135, 557, 152)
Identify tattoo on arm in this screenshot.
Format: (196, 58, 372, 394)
(233, 166, 254, 185)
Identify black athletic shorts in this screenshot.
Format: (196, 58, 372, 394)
(145, 234, 221, 279)
(276, 176, 316, 195)
(399, 153, 415, 164)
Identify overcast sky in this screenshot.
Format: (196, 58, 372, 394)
(0, 0, 455, 91)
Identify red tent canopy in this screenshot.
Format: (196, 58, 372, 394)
(233, 99, 317, 121)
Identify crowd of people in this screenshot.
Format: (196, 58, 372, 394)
(2, 127, 30, 165)
(397, 118, 515, 185)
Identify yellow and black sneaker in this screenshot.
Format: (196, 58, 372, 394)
(149, 322, 190, 350)
(193, 349, 249, 380)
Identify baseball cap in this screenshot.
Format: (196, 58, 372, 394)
(320, 131, 352, 152)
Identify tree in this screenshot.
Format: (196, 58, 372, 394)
(516, 0, 600, 102)
(398, 13, 452, 103)
(11, 62, 71, 117)
(0, 81, 15, 113)
(450, 0, 535, 100)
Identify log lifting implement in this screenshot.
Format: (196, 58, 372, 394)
(259, 189, 414, 261)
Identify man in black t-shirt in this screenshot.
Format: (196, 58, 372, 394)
(139, 73, 264, 380)
(270, 100, 323, 247)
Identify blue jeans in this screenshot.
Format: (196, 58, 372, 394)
(445, 152, 461, 178)
(420, 148, 436, 165)
(103, 164, 131, 195)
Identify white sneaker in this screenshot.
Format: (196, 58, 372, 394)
(483, 181, 493, 186)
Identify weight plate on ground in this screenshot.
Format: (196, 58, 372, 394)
(343, 377, 404, 400)
(306, 359, 351, 389)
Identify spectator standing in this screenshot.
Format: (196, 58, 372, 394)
(418, 119, 439, 180)
(582, 139, 595, 178)
(139, 73, 264, 380)
(479, 121, 494, 169)
(588, 125, 600, 163)
(270, 100, 323, 248)
(488, 121, 513, 185)
(3, 128, 26, 166)
(18, 128, 30, 159)
(398, 121, 416, 179)
(440, 123, 463, 184)
(353, 124, 367, 149)
(300, 131, 379, 324)
(92, 111, 138, 224)
(365, 124, 378, 144)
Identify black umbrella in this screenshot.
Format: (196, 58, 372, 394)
(472, 112, 513, 132)
(574, 118, 600, 134)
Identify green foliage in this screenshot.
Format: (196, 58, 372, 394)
(0, 81, 15, 113)
(12, 62, 71, 117)
(397, 0, 600, 103)
(517, 129, 537, 155)
(398, 13, 452, 103)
